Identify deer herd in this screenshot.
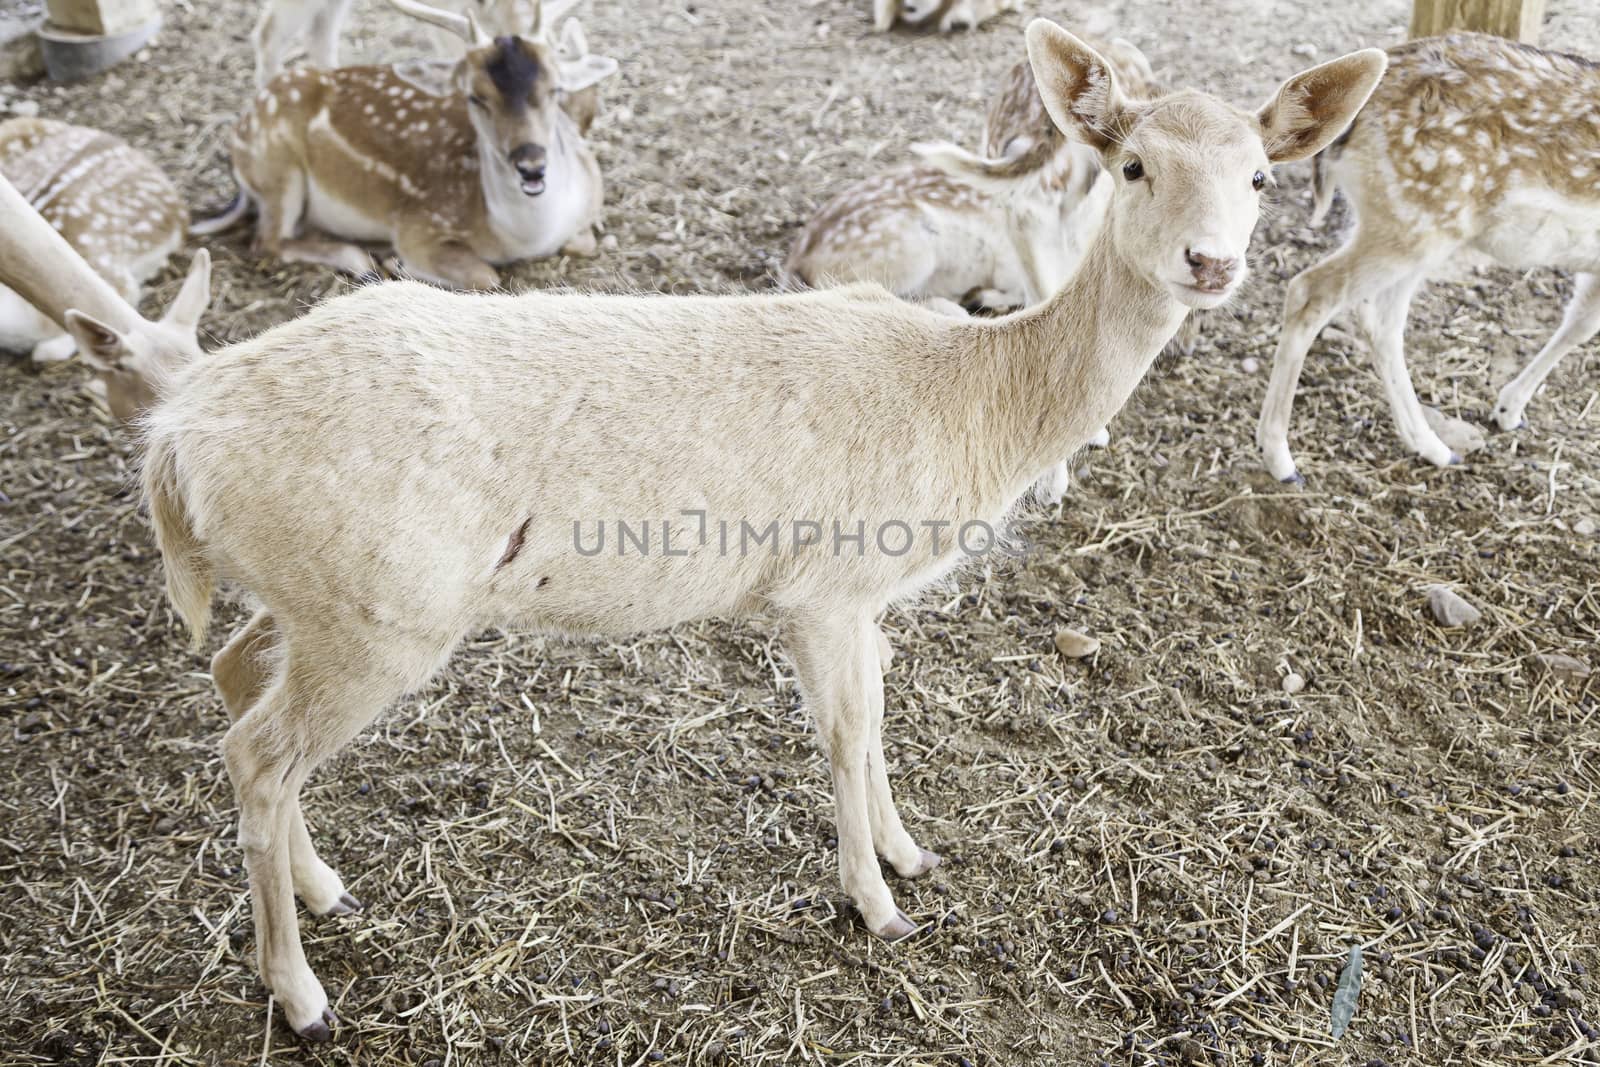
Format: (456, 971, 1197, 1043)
(1, 0, 1597, 1044)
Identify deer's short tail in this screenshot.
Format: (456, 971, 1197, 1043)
(190, 190, 250, 236)
(141, 433, 214, 648)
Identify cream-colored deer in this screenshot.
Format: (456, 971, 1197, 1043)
(0, 118, 188, 367)
(873, 0, 1020, 33)
(785, 42, 1158, 502)
(252, 0, 575, 86)
(197, 0, 617, 288)
(141, 21, 1383, 1040)
(0, 171, 210, 423)
(1257, 34, 1600, 482)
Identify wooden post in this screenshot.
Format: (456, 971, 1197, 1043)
(44, 0, 158, 38)
(1409, 0, 1547, 43)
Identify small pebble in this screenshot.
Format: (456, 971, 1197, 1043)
(1240, 357, 1260, 373)
(600, 234, 619, 251)
(11, 98, 39, 117)
(1534, 652, 1591, 680)
(1574, 517, 1597, 536)
(1426, 584, 1481, 628)
(1292, 42, 1318, 58)
(1054, 628, 1100, 658)
(1281, 672, 1305, 695)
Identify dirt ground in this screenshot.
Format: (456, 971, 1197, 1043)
(3, 0, 1600, 1063)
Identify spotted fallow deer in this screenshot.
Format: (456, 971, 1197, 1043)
(1257, 34, 1600, 482)
(0, 171, 210, 423)
(196, 0, 618, 288)
(141, 21, 1383, 1040)
(0, 118, 188, 367)
(873, 0, 1020, 33)
(784, 41, 1158, 502)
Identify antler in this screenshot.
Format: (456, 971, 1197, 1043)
(388, 0, 492, 48)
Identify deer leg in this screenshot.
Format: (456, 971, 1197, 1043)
(1257, 236, 1417, 482)
(392, 231, 499, 291)
(785, 609, 918, 940)
(304, 0, 353, 70)
(1494, 271, 1600, 432)
(214, 611, 362, 922)
(278, 238, 375, 277)
(1032, 462, 1070, 506)
(1359, 274, 1464, 467)
(866, 627, 938, 879)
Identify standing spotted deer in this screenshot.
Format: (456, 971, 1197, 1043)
(785, 41, 1159, 501)
(0, 170, 210, 423)
(873, 0, 1020, 33)
(141, 21, 1383, 1040)
(197, 0, 618, 288)
(251, 0, 576, 86)
(1257, 34, 1600, 482)
(0, 119, 188, 366)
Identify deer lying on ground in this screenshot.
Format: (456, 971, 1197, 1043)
(252, 0, 573, 86)
(873, 0, 1019, 33)
(140, 21, 1383, 1040)
(0, 171, 210, 422)
(197, 0, 617, 288)
(785, 41, 1158, 502)
(0, 118, 189, 367)
(1257, 34, 1600, 482)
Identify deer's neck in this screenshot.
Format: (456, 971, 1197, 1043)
(962, 226, 1189, 504)
(477, 115, 591, 259)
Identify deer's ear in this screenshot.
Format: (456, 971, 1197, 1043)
(393, 58, 461, 97)
(63, 310, 131, 372)
(1257, 48, 1387, 164)
(558, 53, 616, 93)
(162, 248, 211, 333)
(1024, 19, 1136, 154)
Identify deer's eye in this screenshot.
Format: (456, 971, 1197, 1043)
(468, 94, 488, 109)
(1122, 159, 1144, 182)
(1252, 170, 1266, 191)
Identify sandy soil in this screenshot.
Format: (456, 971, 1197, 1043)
(2, 0, 1599, 1063)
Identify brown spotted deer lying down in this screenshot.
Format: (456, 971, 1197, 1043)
(195, 0, 618, 288)
(0, 171, 211, 423)
(141, 21, 1382, 1040)
(0, 118, 188, 367)
(872, 0, 1019, 33)
(1257, 34, 1600, 483)
(785, 41, 1158, 502)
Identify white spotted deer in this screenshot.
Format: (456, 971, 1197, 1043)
(873, 0, 1020, 33)
(0, 118, 189, 368)
(0, 170, 210, 423)
(1257, 34, 1600, 482)
(198, 0, 618, 288)
(141, 22, 1383, 1040)
(785, 41, 1158, 501)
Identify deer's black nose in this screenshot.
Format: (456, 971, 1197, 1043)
(509, 143, 547, 181)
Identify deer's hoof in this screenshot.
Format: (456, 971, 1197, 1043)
(896, 849, 941, 879)
(324, 892, 362, 917)
(1281, 471, 1306, 487)
(871, 908, 920, 941)
(296, 1007, 337, 1042)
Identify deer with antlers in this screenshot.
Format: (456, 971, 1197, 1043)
(198, 0, 618, 288)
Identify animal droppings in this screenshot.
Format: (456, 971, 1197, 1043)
(1426, 584, 1481, 628)
(1054, 628, 1100, 658)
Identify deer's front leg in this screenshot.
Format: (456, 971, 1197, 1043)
(786, 610, 919, 940)
(393, 230, 499, 291)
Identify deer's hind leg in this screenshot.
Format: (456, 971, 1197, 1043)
(222, 620, 451, 1039)
(1494, 271, 1600, 431)
(213, 610, 361, 921)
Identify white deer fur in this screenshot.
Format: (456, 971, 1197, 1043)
(0, 171, 210, 423)
(140, 22, 1384, 1040)
(198, 0, 619, 289)
(1257, 34, 1600, 482)
(873, 0, 1020, 34)
(252, 0, 579, 87)
(785, 42, 1159, 502)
